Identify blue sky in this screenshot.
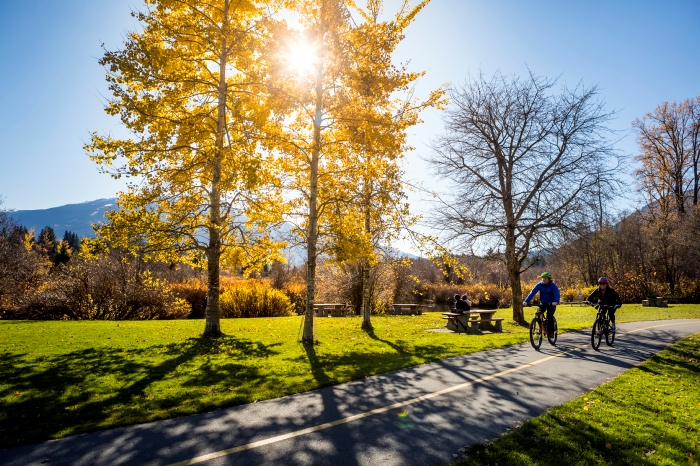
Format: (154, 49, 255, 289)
(0, 0, 698, 211)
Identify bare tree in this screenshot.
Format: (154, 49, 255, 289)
(428, 71, 623, 322)
(632, 95, 700, 295)
(633, 96, 700, 215)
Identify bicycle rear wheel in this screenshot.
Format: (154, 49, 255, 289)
(548, 317, 558, 345)
(605, 321, 615, 346)
(591, 318, 602, 350)
(530, 317, 543, 350)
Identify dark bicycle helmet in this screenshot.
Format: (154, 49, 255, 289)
(598, 277, 609, 284)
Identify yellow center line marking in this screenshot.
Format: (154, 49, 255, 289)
(168, 321, 696, 466)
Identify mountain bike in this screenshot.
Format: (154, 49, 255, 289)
(589, 303, 617, 349)
(529, 304, 558, 349)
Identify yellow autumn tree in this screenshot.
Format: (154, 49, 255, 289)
(268, 0, 441, 340)
(86, 0, 285, 337)
(338, 0, 446, 331)
(266, 0, 356, 343)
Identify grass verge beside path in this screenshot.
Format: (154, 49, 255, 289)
(452, 332, 700, 466)
(1, 304, 699, 449)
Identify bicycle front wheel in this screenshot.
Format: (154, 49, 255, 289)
(530, 317, 543, 350)
(591, 318, 602, 350)
(548, 317, 558, 345)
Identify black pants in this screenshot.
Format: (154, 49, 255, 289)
(604, 307, 616, 324)
(541, 304, 556, 333)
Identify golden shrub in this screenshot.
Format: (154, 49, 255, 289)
(219, 282, 294, 318)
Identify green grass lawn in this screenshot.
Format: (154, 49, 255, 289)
(452, 332, 700, 466)
(1, 304, 699, 449)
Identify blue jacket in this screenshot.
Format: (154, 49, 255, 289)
(525, 281, 560, 305)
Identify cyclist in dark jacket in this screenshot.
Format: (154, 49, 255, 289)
(525, 272, 560, 338)
(586, 277, 622, 331)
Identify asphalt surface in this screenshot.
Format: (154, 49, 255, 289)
(3, 318, 699, 466)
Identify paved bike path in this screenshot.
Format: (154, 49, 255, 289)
(4, 319, 700, 466)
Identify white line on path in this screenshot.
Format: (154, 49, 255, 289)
(168, 322, 689, 466)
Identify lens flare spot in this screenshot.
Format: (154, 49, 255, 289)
(398, 410, 409, 418)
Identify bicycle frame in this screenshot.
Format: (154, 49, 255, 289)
(530, 304, 557, 349)
(595, 304, 615, 328)
(590, 303, 616, 348)
(536, 304, 556, 329)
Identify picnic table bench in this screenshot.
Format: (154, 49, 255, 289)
(391, 303, 423, 316)
(642, 297, 668, 307)
(313, 303, 350, 317)
(441, 309, 504, 333)
(564, 301, 587, 306)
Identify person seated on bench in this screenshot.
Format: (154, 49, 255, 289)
(461, 294, 472, 311)
(455, 294, 472, 314)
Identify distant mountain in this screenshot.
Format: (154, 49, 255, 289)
(9, 199, 422, 261)
(11, 199, 116, 239)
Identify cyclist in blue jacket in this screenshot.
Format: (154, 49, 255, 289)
(524, 272, 560, 338)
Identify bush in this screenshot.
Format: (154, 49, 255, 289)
(0, 212, 49, 315)
(561, 287, 578, 302)
(170, 277, 298, 318)
(219, 282, 294, 318)
(561, 286, 597, 303)
(20, 255, 190, 320)
(282, 282, 307, 315)
(613, 271, 650, 303)
(170, 280, 208, 318)
(417, 282, 511, 308)
(315, 261, 394, 315)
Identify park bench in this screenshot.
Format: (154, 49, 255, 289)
(442, 309, 504, 333)
(313, 303, 349, 317)
(391, 303, 423, 316)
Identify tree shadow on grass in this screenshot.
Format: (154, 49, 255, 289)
(301, 341, 333, 387)
(633, 343, 700, 377)
(0, 335, 281, 449)
(513, 319, 531, 329)
(363, 328, 412, 355)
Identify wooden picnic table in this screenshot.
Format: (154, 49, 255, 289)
(441, 309, 503, 333)
(313, 303, 349, 317)
(391, 303, 423, 316)
(642, 297, 668, 307)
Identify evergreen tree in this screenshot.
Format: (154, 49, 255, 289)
(63, 230, 81, 252)
(38, 226, 57, 261)
(53, 240, 72, 266)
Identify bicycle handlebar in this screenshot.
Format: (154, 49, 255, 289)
(585, 301, 620, 309)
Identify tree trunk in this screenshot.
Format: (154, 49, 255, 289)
(302, 26, 324, 344)
(505, 226, 525, 322)
(204, 237, 222, 337)
(509, 263, 524, 323)
(361, 261, 372, 331)
(694, 159, 699, 206)
(361, 201, 373, 331)
(203, 10, 229, 338)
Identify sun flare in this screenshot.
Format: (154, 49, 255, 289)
(287, 41, 318, 75)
